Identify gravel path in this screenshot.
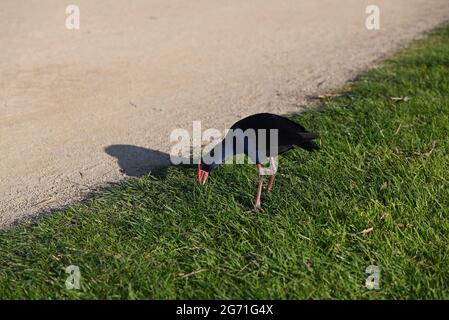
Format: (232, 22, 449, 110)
(1, 0, 448, 227)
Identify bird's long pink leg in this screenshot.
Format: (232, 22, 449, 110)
(266, 157, 276, 193)
(255, 164, 263, 210)
(267, 175, 275, 193)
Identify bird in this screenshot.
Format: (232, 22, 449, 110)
(197, 113, 319, 210)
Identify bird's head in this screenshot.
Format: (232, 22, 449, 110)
(197, 160, 210, 185)
(197, 160, 220, 185)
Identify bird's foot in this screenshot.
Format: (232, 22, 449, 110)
(254, 203, 263, 211)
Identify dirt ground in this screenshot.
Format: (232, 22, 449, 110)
(1, 0, 448, 227)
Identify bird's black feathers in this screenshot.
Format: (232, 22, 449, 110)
(231, 113, 308, 133)
(230, 112, 319, 152)
(202, 113, 319, 171)
(297, 132, 320, 141)
(297, 140, 319, 152)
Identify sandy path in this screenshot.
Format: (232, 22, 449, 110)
(1, 0, 448, 227)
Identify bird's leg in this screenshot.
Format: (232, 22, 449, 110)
(255, 164, 263, 210)
(267, 175, 276, 193)
(266, 157, 277, 193)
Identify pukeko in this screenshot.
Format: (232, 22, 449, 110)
(198, 113, 319, 210)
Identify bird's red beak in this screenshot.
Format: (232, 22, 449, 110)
(197, 161, 209, 185)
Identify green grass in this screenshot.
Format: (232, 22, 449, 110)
(1, 26, 449, 300)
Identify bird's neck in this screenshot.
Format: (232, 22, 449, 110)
(203, 139, 235, 168)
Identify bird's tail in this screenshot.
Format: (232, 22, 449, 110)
(296, 131, 320, 152)
(298, 140, 319, 152)
(298, 132, 320, 140)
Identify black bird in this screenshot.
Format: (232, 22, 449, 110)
(198, 113, 319, 210)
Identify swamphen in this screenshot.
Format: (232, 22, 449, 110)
(198, 113, 319, 210)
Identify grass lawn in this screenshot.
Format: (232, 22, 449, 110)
(1, 25, 449, 300)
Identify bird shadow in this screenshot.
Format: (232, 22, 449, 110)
(104, 144, 195, 178)
(105, 144, 170, 177)
(10, 145, 198, 230)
